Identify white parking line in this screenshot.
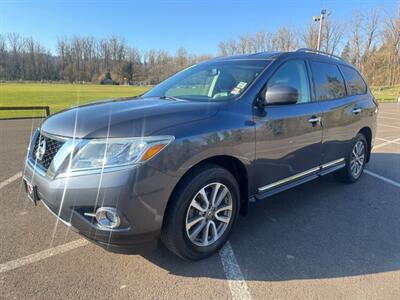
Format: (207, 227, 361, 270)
(379, 123, 400, 130)
(0, 239, 88, 274)
(219, 241, 252, 300)
(365, 170, 400, 189)
(0, 172, 22, 190)
(379, 112, 400, 117)
(374, 137, 400, 149)
(378, 116, 400, 121)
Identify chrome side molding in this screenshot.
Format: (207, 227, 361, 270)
(258, 167, 320, 192)
(321, 158, 345, 169)
(258, 158, 345, 192)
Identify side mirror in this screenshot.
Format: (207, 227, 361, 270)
(263, 85, 299, 105)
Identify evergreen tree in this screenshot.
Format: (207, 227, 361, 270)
(341, 42, 351, 62)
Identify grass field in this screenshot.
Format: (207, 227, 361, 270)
(0, 83, 399, 119)
(371, 85, 400, 102)
(0, 83, 151, 118)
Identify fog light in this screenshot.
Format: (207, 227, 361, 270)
(95, 207, 121, 229)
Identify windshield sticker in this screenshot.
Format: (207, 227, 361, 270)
(236, 82, 247, 89)
(230, 87, 241, 95)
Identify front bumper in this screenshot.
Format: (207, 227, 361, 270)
(24, 160, 178, 253)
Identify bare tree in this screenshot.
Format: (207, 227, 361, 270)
(254, 31, 269, 52)
(1, 4, 399, 88)
(322, 18, 346, 54)
(302, 23, 319, 49)
(349, 11, 363, 68)
(7, 33, 25, 79)
(0, 34, 7, 79)
(271, 27, 298, 51)
(364, 8, 380, 54)
(383, 6, 400, 86)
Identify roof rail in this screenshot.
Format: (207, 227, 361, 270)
(296, 48, 344, 61)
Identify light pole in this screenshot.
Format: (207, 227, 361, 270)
(313, 9, 327, 51)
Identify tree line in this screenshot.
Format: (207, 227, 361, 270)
(0, 6, 398, 87)
(218, 7, 399, 87)
(0, 34, 212, 84)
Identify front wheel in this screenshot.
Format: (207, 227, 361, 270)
(335, 133, 368, 183)
(161, 164, 240, 260)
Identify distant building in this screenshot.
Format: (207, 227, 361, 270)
(100, 71, 116, 85)
(100, 78, 115, 85)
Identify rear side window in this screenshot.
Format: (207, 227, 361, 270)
(340, 65, 367, 95)
(310, 61, 346, 100)
(267, 60, 311, 104)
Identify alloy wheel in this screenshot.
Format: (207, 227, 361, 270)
(350, 140, 365, 178)
(185, 182, 233, 247)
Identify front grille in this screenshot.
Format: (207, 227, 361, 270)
(32, 134, 65, 170)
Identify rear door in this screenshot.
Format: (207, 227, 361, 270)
(253, 59, 323, 194)
(309, 61, 361, 167)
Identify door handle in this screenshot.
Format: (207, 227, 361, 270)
(308, 116, 321, 125)
(352, 107, 362, 114)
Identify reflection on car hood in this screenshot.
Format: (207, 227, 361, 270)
(40, 97, 220, 138)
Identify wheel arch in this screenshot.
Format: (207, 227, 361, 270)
(358, 126, 372, 162)
(163, 155, 250, 227)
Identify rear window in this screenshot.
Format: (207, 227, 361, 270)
(340, 65, 367, 95)
(310, 61, 346, 101)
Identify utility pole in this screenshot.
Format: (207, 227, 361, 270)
(313, 9, 327, 50)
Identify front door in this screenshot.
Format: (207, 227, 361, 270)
(253, 59, 323, 194)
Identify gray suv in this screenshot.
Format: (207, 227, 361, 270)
(23, 49, 377, 260)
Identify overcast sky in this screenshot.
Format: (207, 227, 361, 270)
(1, 0, 397, 55)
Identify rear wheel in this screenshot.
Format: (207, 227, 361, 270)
(161, 164, 240, 260)
(335, 133, 368, 183)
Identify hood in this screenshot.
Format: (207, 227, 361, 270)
(40, 97, 220, 138)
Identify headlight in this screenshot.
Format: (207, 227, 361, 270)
(68, 136, 174, 172)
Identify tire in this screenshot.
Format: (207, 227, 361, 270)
(335, 133, 368, 183)
(161, 164, 240, 260)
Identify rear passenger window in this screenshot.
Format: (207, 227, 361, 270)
(267, 60, 311, 104)
(340, 65, 367, 95)
(310, 62, 346, 100)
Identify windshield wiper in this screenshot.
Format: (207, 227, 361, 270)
(159, 96, 182, 101)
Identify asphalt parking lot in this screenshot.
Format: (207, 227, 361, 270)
(1, 103, 399, 300)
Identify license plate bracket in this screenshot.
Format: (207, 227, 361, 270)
(23, 178, 39, 206)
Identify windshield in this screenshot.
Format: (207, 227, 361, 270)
(143, 60, 271, 102)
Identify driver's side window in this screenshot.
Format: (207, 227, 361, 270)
(267, 60, 311, 104)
